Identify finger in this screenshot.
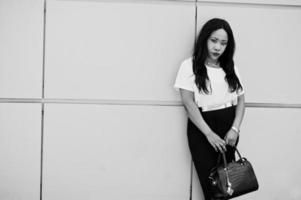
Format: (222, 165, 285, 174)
(213, 143, 220, 152)
(220, 140, 227, 151)
(222, 144, 227, 151)
(217, 141, 226, 152)
(229, 139, 237, 147)
(222, 143, 227, 152)
(211, 143, 218, 152)
(217, 146, 222, 153)
(229, 141, 235, 147)
(217, 144, 224, 153)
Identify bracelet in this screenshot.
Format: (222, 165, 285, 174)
(231, 126, 240, 134)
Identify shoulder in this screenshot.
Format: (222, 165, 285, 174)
(174, 57, 195, 91)
(234, 65, 243, 72)
(179, 57, 193, 74)
(233, 65, 242, 76)
(181, 57, 193, 67)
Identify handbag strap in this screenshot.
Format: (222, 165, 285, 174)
(222, 153, 234, 195)
(234, 147, 243, 160)
(216, 146, 243, 167)
(216, 146, 244, 196)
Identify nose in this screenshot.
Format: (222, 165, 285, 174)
(214, 43, 221, 51)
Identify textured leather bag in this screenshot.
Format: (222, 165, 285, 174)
(209, 147, 259, 199)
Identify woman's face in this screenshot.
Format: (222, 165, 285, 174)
(207, 28, 228, 62)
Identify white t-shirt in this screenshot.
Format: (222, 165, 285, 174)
(174, 57, 244, 108)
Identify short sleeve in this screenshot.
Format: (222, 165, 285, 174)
(174, 58, 194, 92)
(234, 66, 245, 96)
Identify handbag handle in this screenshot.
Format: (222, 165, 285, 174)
(216, 146, 243, 168)
(216, 147, 244, 196)
(221, 153, 234, 195)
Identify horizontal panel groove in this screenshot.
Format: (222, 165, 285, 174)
(246, 102, 301, 109)
(1, 98, 301, 109)
(0, 98, 42, 104)
(55, 0, 196, 5)
(46, 99, 183, 107)
(57, 0, 301, 7)
(0, 98, 182, 106)
(197, 0, 301, 8)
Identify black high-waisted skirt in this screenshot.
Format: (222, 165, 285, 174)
(187, 106, 237, 200)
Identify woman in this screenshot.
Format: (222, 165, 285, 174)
(174, 18, 245, 200)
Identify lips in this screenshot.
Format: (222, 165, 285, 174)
(212, 52, 220, 57)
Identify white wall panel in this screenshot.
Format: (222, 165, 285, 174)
(0, 103, 41, 200)
(197, 4, 301, 104)
(43, 104, 191, 200)
(191, 107, 301, 200)
(0, 0, 43, 98)
(45, 1, 195, 101)
(197, 0, 301, 6)
(238, 108, 301, 200)
(191, 165, 205, 200)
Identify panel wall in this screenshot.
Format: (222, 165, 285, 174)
(197, 0, 301, 6)
(45, 1, 195, 101)
(238, 108, 301, 200)
(192, 107, 301, 200)
(0, 0, 43, 98)
(197, 3, 301, 104)
(42, 104, 191, 200)
(0, 103, 41, 200)
(1, 1, 301, 200)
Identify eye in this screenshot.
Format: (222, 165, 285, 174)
(221, 42, 228, 46)
(210, 38, 217, 43)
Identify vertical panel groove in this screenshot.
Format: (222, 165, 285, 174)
(40, 0, 47, 200)
(189, 1, 197, 200)
(40, 104, 45, 200)
(42, 1, 47, 99)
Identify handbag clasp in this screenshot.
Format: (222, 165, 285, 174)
(227, 182, 234, 196)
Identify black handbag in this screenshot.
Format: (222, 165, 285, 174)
(209, 147, 259, 199)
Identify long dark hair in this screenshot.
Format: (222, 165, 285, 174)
(193, 18, 242, 94)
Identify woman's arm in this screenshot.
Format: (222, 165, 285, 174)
(225, 94, 245, 146)
(180, 89, 227, 152)
(232, 94, 245, 130)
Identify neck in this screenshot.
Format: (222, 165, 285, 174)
(205, 58, 220, 68)
(206, 58, 218, 65)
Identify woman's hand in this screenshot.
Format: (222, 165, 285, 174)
(205, 131, 227, 153)
(224, 129, 239, 147)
